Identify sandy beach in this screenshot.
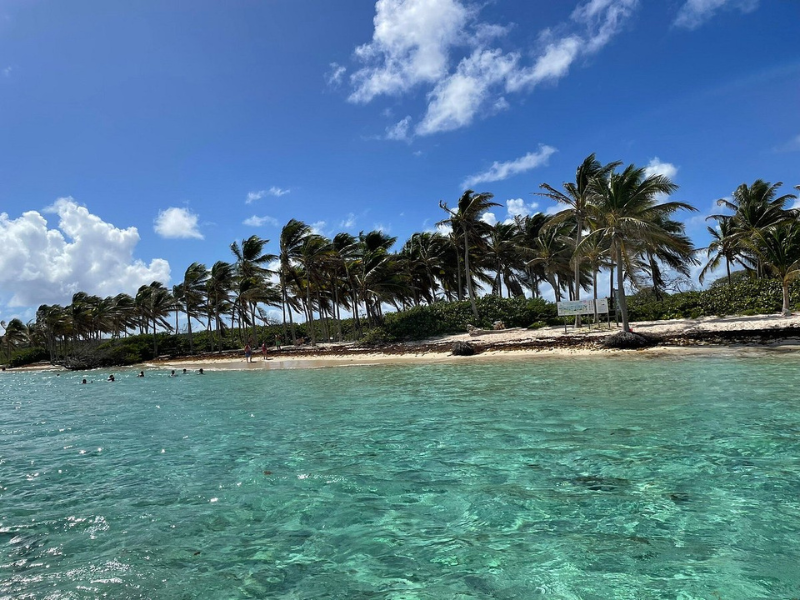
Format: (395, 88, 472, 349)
(7, 312, 799, 373)
(145, 312, 800, 372)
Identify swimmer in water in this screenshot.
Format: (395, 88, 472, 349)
(198, 368, 204, 375)
(107, 374, 115, 382)
(137, 371, 144, 378)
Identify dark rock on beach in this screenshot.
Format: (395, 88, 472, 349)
(602, 331, 659, 349)
(451, 341, 476, 356)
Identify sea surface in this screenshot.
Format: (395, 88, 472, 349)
(1, 352, 800, 599)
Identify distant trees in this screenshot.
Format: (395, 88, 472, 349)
(13, 156, 800, 368)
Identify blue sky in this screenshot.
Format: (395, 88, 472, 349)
(1, 0, 798, 321)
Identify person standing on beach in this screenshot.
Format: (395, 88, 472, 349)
(275, 335, 281, 351)
(244, 343, 252, 363)
(261, 341, 267, 360)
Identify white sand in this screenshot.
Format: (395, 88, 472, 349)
(152, 312, 800, 371)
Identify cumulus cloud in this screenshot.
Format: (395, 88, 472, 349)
(462, 145, 557, 188)
(348, 0, 472, 103)
(243, 215, 279, 227)
(418, 48, 519, 135)
(644, 157, 678, 180)
(674, 0, 758, 29)
(344, 0, 639, 136)
(154, 207, 203, 239)
(480, 212, 498, 226)
(506, 198, 539, 219)
(246, 187, 290, 203)
(0, 198, 170, 308)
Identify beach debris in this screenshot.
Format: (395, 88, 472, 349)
(492, 320, 505, 330)
(602, 331, 658, 349)
(452, 341, 475, 356)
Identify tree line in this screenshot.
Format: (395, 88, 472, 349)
(2, 154, 798, 364)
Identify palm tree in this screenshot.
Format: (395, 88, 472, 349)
(136, 282, 175, 356)
(179, 263, 210, 354)
(295, 234, 332, 345)
(279, 220, 312, 344)
(585, 163, 697, 331)
(699, 217, 741, 286)
(1, 318, 27, 361)
(526, 219, 574, 302)
(514, 213, 549, 297)
(753, 221, 800, 316)
(484, 222, 525, 297)
(539, 154, 619, 316)
(638, 215, 698, 299)
(711, 180, 795, 278)
(438, 190, 500, 319)
(206, 261, 234, 352)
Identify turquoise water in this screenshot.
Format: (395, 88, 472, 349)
(2, 354, 800, 599)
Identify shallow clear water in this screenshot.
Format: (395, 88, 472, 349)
(2, 353, 800, 599)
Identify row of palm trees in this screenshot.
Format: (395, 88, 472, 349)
(701, 181, 800, 315)
(4, 155, 798, 362)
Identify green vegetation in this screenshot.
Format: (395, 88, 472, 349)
(2, 156, 797, 369)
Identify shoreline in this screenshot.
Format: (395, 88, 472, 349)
(6, 313, 800, 373)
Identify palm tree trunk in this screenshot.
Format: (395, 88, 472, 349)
(615, 242, 630, 331)
(574, 217, 582, 327)
(593, 268, 599, 323)
(726, 260, 731, 286)
(187, 302, 194, 354)
(463, 228, 479, 320)
(782, 279, 791, 316)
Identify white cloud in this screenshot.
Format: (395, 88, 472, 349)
(506, 198, 539, 219)
(326, 62, 347, 86)
(0, 198, 170, 308)
(2, 66, 11, 77)
(644, 157, 678, 181)
(344, 0, 639, 136)
(246, 187, 290, 203)
(417, 48, 519, 135)
(480, 212, 498, 226)
(386, 116, 413, 141)
(373, 223, 391, 233)
(310, 220, 327, 235)
(462, 145, 557, 188)
(340, 213, 357, 229)
(243, 215, 279, 227)
(154, 207, 203, 239)
(349, 0, 472, 103)
(674, 0, 758, 29)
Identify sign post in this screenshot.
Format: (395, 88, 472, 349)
(556, 299, 611, 331)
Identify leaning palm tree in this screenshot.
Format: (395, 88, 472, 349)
(231, 235, 275, 344)
(179, 262, 210, 354)
(585, 163, 697, 331)
(1, 318, 28, 361)
(295, 234, 332, 346)
(279, 220, 312, 343)
(206, 261, 234, 352)
(753, 221, 800, 316)
(438, 190, 500, 319)
(539, 154, 619, 316)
